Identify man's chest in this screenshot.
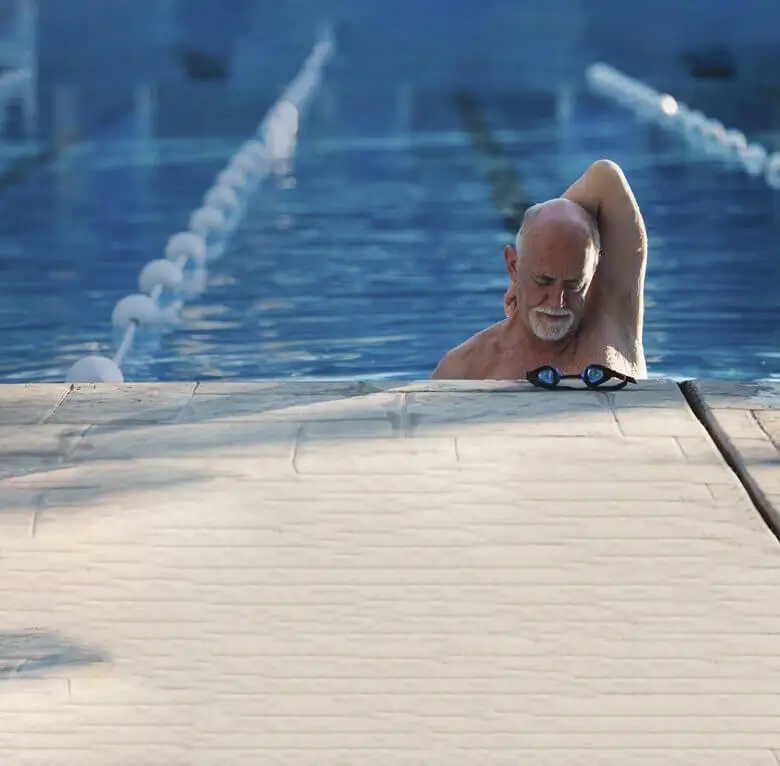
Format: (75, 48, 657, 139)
(482, 322, 640, 380)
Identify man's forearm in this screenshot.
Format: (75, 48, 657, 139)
(562, 160, 646, 256)
(561, 161, 604, 218)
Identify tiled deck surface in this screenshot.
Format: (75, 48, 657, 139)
(1, 379, 780, 765)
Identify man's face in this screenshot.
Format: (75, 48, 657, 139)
(505, 208, 598, 343)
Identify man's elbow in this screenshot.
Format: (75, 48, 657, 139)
(590, 158, 623, 175)
(588, 159, 641, 219)
(589, 159, 630, 187)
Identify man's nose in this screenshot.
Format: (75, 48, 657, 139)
(551, 284, 566, 308)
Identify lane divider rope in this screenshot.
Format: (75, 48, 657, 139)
(66, 26, 335, 383)
(586, 62, 780, 189)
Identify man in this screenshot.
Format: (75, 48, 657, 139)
(431, 159, 647, 380)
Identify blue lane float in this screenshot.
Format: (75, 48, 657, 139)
(66, 26, 336, 384)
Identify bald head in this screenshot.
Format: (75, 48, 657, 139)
(515, 199, 601, 263)
(505, 198, 601, 343)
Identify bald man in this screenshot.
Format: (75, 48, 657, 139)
(432, 159, 647, 380)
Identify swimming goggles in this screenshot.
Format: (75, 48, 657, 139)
(526, 364, 636, 390)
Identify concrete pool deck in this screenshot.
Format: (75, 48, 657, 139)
(1, 378, 780, 765)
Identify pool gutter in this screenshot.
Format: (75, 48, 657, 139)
(679, 379, 780, 544)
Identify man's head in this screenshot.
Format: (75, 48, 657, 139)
(504, 198, 601, 343)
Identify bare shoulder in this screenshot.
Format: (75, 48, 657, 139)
(432, 322, 504, 380)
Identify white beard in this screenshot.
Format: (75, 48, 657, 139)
(529, 307, 575, 341)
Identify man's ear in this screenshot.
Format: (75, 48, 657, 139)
(504, 245, 519, 279)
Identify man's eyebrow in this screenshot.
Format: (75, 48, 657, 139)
(535, 273, 583, 284)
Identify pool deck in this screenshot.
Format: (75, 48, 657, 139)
(2, 378, 780, 765)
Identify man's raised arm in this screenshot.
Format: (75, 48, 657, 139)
(561, 159, 647, 329)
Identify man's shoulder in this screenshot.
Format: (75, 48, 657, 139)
(432, 322, 505, 379)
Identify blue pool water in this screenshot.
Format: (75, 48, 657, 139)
(2, 82, 780, 382)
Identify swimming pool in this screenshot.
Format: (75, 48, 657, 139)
(1, 75, 780, 383)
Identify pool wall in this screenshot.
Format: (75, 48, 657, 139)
(26, 0, 780, 146)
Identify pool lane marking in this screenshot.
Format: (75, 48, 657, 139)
(0, 98, 132, 187)
(452, 89, 534, 234)
(0, 131, 83, 188)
